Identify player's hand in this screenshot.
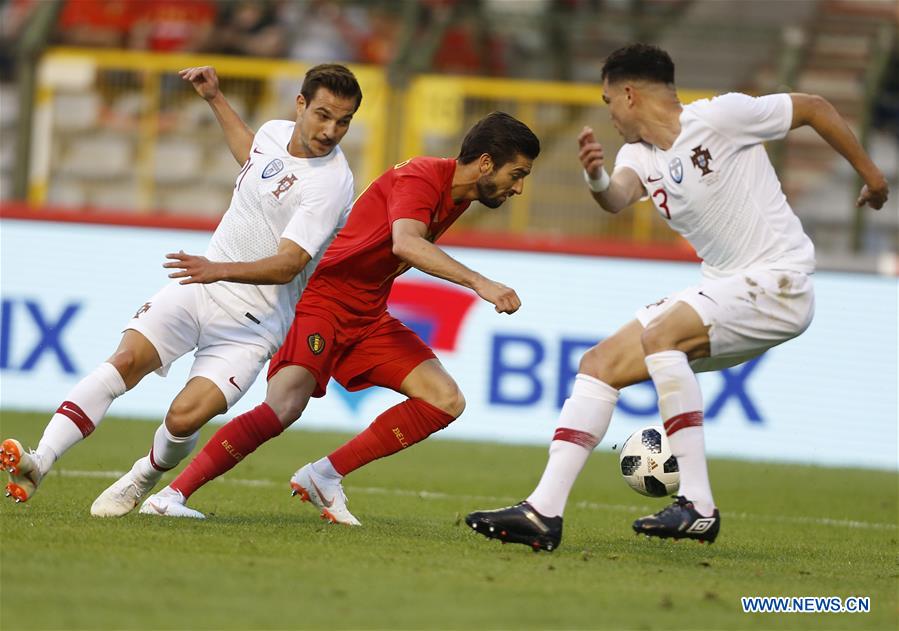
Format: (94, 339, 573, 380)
(856, 172, 889, 210)
(578, 126, 605, 179)
(179, 66, 220, 101)
(474, 278, 521, 314)
(164, 251, 222, 284)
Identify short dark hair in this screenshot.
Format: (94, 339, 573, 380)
(457, 111, 540, 167)
(601, 43, 675, 86)
(301, 63, 363, 112)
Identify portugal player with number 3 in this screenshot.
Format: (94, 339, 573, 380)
(466, 43, 889, 550)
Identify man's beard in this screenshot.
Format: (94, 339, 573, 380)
(476, 174, 505, 209)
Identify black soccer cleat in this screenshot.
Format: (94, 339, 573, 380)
(465, 501, 562, 552)
(632, 495, 720, 544)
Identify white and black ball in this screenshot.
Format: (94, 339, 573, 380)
(619, 425, 679, 497)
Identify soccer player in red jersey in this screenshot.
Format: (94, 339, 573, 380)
(141, 112, 541, 522)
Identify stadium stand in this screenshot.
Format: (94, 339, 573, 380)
(1, 0, 896, 270)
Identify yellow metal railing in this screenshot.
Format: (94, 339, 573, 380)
(30, 48, 388, 213)
(402, 75, 712, 244)
(29, 47, 714, 245)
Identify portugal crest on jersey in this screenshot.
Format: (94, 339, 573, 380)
(669, 157, 683, 183)
(272, 174, 298, 199)
(307, 333, 326, 355)
(690, 145, 714, 176)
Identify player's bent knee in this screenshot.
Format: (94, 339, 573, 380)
(164, 402, 211, 437)
(640, 321, 676, 355)
(580, 342, 619, 379)
(427, 383, 466, 418)
(579, 341, 630, 390)
(107, 349, 139, 389)
(446, 387, 466, 418)
(266, 391, 308, 426)
(577, 344, 603, 377)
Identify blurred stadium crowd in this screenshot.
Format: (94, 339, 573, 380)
(0, 0, 896, 271)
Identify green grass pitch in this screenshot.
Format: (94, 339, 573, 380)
(1, 410, 896, 630)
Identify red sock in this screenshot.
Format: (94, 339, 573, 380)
(170, 403, 284, 499)
(328, 398, 455, 476)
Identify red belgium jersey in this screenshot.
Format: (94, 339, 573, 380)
(300, 157, 471, 321)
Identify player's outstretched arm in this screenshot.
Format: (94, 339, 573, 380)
(790, 93, 889, 210)
(180, 66, 255, 166)
(164, 239, 311, 285)
(578, 126, 645, 213)
(392, 218, 521, 314)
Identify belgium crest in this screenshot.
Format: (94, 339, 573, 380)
(307, 333, 326, 355)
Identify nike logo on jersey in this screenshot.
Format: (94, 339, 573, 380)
(310, 479, 334, 508)
(252, 147, 264, 154)
(228, 376, 241, 391)
(648, 174, 664, 182)
(697, 291, 718, 305)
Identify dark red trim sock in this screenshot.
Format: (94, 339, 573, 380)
(56, 401, 95, 437)
(170, 403, 284, 499)
(663, 411, 704, 436)
(328, 399, 455, 476)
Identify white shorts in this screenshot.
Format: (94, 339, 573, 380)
(636, 268, 815, 373)
(125, 282, 274, 409)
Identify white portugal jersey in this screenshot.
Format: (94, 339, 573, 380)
(205, 120, 354, 347)
(614, 92, 815, 278)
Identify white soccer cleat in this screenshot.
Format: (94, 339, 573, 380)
(290, 463, 361, 526)
(90, 457, 161, 517)
(139, 487, 206, 519)
(2, 438, 43, 503)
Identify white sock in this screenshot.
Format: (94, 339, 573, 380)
(526, 374, 619, 518)
(645, 350, 715, 516)
(35, 362, 126, 475)
(314, 457, 341, 480)
(135, 424, 200, 479)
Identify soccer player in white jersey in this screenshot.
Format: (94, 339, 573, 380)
(1, 64, 361, 516)
(466, 43, 889, 550)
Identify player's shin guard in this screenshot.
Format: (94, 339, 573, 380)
(35, 362, 126, 475)
(169, 403, 284, 499)
(645, 350, 715, 516)
(526, 374, 618, 518)
(328, 399, 454, 476)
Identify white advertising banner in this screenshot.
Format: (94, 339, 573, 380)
(1, 218, 896, 469)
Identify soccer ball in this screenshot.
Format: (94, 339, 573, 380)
(619, 425, 680, 497)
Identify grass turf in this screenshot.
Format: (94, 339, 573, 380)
(1, 410, 896, 630)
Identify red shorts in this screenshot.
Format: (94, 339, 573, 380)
(268, 308, 436, 398)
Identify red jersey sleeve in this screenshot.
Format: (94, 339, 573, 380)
(386, 163, 445, 226)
